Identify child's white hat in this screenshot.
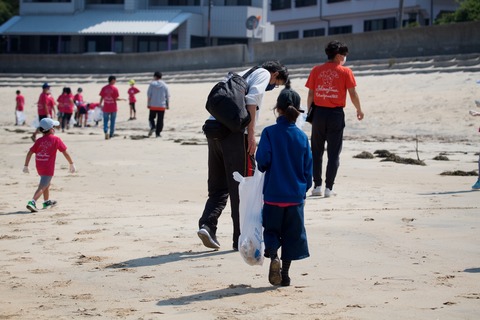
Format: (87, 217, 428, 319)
(39, 118, 60, 131)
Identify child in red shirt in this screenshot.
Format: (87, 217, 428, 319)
(15, 90, 25, 125)
(127, 79, 140, 120)
(23, 118, 76, 212)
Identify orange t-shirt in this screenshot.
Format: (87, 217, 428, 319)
(305, 62, 356, 108)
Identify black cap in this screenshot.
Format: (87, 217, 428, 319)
(277, 89, 303, 112)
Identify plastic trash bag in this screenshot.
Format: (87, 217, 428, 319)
(93, 107, 103, 122)
(86, 109, 94, 125)
(233, 168, 265, 266)
(16, 111, 26, 125)
(31, 116, 39, 128)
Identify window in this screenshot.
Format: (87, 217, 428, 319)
(271, 0, 291, 11)
(278, 31, 299, 40)
(225, 0, 252, 5)
(327, 0, 348, 3)
(303, 28, 325, 38)
(138, 35, 178, 52)
(85, 36, 112, 52)
(86, 0, 124, 4)
(328, 25, 352, 35)
(295, 0, 316, 8)
(364, 17, 396, 32)
(23, 0, 71, 2)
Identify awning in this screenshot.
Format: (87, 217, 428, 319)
(0, 10, 193, 36)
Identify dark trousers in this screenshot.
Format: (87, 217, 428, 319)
(199, 131, 255, 247)
(149, 110, 165, 136)
(262, 203, 309, 261)
(310, 106, 345, 190)
(61, 112, 73, 130)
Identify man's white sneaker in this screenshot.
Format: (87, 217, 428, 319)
(324, 188, 336, 198)
(311, 186, 322, 197)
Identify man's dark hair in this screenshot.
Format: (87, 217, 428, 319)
(325, 40, 349, 60)
(108, 75, 116, 83)
(16, 90, 20, 94)
(154, 71, 162, 79)
(261, 60, 289, 83)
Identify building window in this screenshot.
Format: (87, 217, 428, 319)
(278, 30, 299, 40)
(364, 17, 396, 32)
(86, 0, 124, 4)
(149, 0, 200, 5)
(225, 0, 252, 5)
(303, 28, 325, 38)
(138, 35, 177, 52)
(327, 0, 349, 3)
(23, 0, 71, 2)
(295, 0, 316, 8)
(328, 25, 352, 35)
(271, 0, 291, 11)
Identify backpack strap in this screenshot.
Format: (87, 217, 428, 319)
(241, 66, 260, 79)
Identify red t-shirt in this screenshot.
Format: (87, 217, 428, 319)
(47, 94, 56, 117)
(37, 93, 50, 116)
(128, 86, 140, 103)
(74, 93, 86, 108)
(99, 84, 119, 113)
(57, 93, 74, 113)
(16, 94, 25, 111)
(30, 134, 67, 176)
(305, 63, 356, 108)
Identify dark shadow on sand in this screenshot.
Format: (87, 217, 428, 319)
(464, 267, 480, 273)
(156, 284, 276, 306)
(105, 249, 235, 269)
(0, 210, 33, 216)
(418, 190, 478, 195)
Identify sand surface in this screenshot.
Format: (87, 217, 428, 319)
(0, 70, 479, 319)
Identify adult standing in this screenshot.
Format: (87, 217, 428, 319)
(305, 40, 364, 198)
(147, 71, 170, 138)
(197, 60, 289, 251)
(99, 75, 121, 140)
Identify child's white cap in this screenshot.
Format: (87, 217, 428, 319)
(39, 118, 60, 131)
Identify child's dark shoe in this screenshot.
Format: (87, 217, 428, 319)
(281, 275, 291, 286)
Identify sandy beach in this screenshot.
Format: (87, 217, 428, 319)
(0, 70, 479, 320)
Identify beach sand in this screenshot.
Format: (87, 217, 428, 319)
(0, 71, 479, 319)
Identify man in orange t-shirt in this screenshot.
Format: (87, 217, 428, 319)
(305, 40, 364, 198)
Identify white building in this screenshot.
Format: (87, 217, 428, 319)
(0, 0, 459, 54)
(0, 0, 273, 54)
(269, 0, 459, 40)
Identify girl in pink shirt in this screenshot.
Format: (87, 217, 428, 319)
(15, 90, 25, 125)
(24, 118, 76, 212)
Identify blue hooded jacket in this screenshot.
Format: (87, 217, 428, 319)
(256, 116, 313, 203)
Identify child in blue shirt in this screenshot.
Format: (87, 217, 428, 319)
(256, 88, 313, 286)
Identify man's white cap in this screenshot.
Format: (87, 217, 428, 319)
(39, 118, 60, 131)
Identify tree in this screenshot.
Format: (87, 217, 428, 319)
(436, 0, 480, 24)
(0, 0, 19, 26)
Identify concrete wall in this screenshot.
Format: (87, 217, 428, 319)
(252, 21, 480, 64)
(0, 21, 478, 74)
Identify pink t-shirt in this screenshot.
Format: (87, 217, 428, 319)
(47, 94, 56, 117)
(128, 86, 140, 103)
(16, 94, 25, 111)
(99, 84, 119, 113)
(57, 94, 74, 113)
(37, 93, 50, 116)
(30, 134, 67, 176)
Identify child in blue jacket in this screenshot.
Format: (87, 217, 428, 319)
(256, 88, 313, 286)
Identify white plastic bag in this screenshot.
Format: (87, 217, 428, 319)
(86, 109, 94, 125)
(93, 107, 103, 122)
(16, 111, 26, 125)
(31, 116, 39, 128)
(233, 168, 265, 266)
(69, 115, 77, 126)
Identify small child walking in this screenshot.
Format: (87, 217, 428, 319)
(128, 79, 140, 120)
(23, 118, 76, 212)
(256, 88, 313, 286)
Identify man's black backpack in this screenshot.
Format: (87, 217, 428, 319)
(205, 66, 259, 133)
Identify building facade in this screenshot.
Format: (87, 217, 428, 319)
(0, 0, 460, 54)
(269, 0, 459, 40)
(0, 0, 273, 54)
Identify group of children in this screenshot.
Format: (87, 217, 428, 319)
(19, 75, 480, 289)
